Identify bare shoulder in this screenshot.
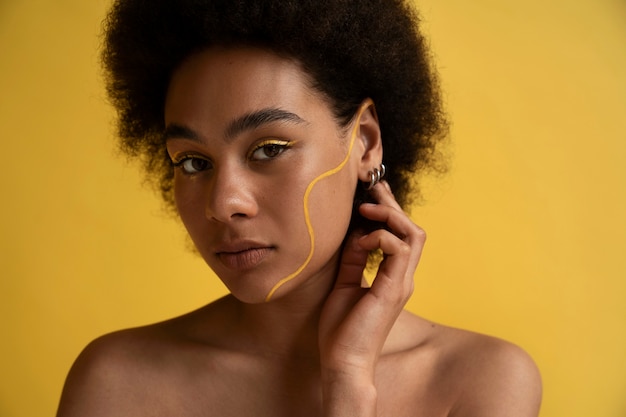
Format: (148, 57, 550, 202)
(57, 298, 234, 417)
(391, 312, 542, 416)
(56, 326, 163, 417)
(441, 327, 542, 416)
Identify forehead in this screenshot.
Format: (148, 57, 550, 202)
(164, 46, 328, 130)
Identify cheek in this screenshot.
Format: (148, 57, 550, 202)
(173, 178, 209, 243)
(295, 138, 360, 258)
(263, 162, 357, 301)
(308, 171, 356, 249)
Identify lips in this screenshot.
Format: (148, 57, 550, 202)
(215, 241, 273, 270)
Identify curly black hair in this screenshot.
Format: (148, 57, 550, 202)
(102, 0, 448, 229)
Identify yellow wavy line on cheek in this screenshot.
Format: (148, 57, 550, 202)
(264, 101, 370, 301)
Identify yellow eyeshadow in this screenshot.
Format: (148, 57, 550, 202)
(256, 138, 291, 147)
(250, 138, 291, 151)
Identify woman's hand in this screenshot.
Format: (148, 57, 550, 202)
(318, 181, 427, 416)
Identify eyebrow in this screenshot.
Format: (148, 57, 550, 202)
(163, 108, 308, 143)
(224, 108, 308, 141)
(163, 124, 200, 142)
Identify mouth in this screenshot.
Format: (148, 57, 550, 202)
(216, 243, 274, 270)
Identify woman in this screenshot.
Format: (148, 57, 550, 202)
(57, 0, 542, 415)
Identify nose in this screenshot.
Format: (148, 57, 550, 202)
(205, 167, 259, 222)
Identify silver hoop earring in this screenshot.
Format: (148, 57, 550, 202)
(365, 163, 386, 190)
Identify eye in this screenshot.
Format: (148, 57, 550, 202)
(173, 156, 212, 174)
(250, 139, 292, 161)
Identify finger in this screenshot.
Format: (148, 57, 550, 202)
(368, 180, 402, 211)
(359, 202, 426, 247)
(358, 230, 416, 303)
(334, 231, 370, 289)
(358, 226, 408, 252)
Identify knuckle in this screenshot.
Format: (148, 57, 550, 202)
(397, 241, 412, 255)
(384, 285, 406, 305)
(412, 225, 427, 243)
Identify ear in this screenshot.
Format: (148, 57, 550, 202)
(354, 99, 383, 182)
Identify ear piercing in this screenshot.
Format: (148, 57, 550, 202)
(365, 163, 386, 190)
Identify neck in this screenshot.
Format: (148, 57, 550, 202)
(231, 254, 340, 362)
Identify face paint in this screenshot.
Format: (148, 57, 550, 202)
(264, 99, 372, 301)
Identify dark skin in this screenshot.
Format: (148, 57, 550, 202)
(57, 46, 542, 417)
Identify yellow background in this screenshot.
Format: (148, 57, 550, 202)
(1, 0, 625, 416)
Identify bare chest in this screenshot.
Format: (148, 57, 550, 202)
(138, 353, 452, 417)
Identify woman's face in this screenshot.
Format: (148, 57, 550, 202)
(164, 46, 366, 303)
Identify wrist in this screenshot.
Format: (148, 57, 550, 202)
(322, 371, 377, 417)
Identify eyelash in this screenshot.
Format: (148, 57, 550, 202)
(171, 139, 292, 175)
(172, 154, 212, 175)
(248, 139, 292, 161)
